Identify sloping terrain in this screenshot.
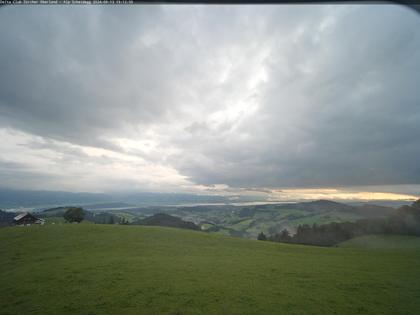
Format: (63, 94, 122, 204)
(339, 235, 420, 249)
(1, 225, 419, 314)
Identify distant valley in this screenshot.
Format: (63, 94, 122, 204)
(0, 188, 409, 239)
(5, 199, 396, 239)
(109, 199, 396, 238)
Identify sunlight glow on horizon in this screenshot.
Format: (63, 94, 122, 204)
(268, 188, 419, 201)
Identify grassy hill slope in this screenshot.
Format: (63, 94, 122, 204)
(1, 225, 420, 314)
(339, 235, 420, 250)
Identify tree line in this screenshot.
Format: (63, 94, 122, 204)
(63, 207, 129, 225)
(258, 200, 420, 246)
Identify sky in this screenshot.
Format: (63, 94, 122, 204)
(0, 4, 419, 201)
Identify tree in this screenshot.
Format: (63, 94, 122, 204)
(63, 207, 85, 223)
(108, 216, 114, 225)
(279, 229, 292, 242)
(257, 232, 267, 241)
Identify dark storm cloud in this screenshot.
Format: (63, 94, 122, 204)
(0, 6, 178, 149)
(167, 5, 420, 188)
(0, 5, 419, 191)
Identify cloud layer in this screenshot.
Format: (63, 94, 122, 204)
(0, 5, 419, 197)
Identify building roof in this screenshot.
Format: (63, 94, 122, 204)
(13, 212, 37, 221)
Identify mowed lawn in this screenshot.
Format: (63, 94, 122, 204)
(1, 225, 420, 315)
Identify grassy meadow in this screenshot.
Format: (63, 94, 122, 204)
(339, 235, 420, 250)
(1, 225, 420, 314)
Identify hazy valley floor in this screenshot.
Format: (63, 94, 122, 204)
(1, 225, 420, 314)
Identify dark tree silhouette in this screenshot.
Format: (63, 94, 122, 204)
(257, 232, 267, 241)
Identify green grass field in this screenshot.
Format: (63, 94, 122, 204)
(339, 235, 420, 250)
(1, 225, 420, 315)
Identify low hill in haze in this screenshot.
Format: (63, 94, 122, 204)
(136, 213, 200, 231)
(274, 200, 395, 216)
(352, 204, 395, 218)
(275, 199, 356, 212)
(40, 207, 69, 216)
